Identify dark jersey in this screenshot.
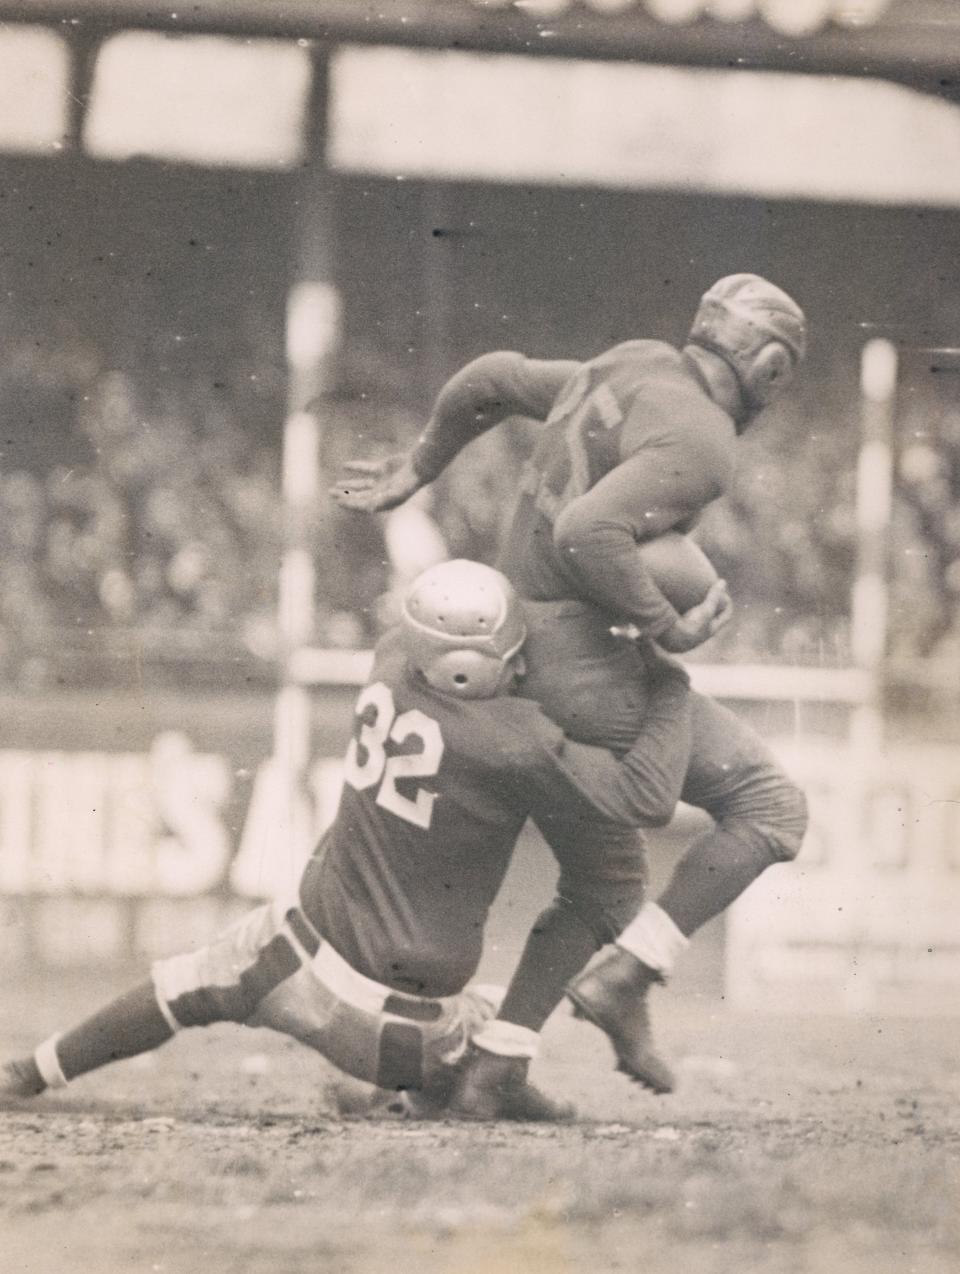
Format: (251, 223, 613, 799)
(412, 342, 736, 638)
(299, 629, 689, 998)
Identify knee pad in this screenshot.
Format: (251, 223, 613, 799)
(153, 932, 301, 1028)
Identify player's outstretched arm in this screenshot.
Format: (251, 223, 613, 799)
(329, 453, 423, 513)
(329, 351, 578, 512)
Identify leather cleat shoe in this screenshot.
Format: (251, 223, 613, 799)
(386, 1066, 459, 1121)
(447, 1048, 575, 1123)
(567, 947, 676, 1095)
(0, 1057, 46, 1101)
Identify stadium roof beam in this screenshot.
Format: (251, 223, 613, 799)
(2, 1, 960, 102)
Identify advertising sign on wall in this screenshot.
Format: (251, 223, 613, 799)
(0, 690, 352, 967)
(726, 739, 960, 1015)
(3, 699, 958, 1017)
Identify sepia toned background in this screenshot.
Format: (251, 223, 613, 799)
(0, 5, 958, 1272)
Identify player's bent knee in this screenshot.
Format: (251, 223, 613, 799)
(768, 781, 808, 861)
(724, 778, 808, 865)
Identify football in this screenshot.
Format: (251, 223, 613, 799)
(636, 531, 720, 614)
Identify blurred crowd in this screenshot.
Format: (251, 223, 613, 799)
(0, 347, 958, 692)
(0, 365, 284, 689)
(885, 376, 960, 674)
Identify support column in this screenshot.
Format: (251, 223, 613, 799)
(272, 48, 344, 877)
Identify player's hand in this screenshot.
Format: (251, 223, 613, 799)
(657, 580, 732, 653)
(328, 453, 423, 512)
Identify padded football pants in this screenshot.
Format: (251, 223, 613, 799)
(520, 600, 809, 935)
(151, 899, 498, 1091)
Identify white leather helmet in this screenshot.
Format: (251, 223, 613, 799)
(687, 273, 807, 415)
(400, 559, 526, 699)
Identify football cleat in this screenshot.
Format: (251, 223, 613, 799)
(447, 1048, 575, 1123)
(0, 1057, 46, 1101)
(567, 948, 676, 1095)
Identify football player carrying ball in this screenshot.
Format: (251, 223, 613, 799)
(334, 275, 810, 1112)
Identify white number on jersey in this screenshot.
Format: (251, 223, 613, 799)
(343, 681, 393, 792)
(342, 683, 445, 830)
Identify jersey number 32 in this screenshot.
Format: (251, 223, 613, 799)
(342, 682, 444, 830)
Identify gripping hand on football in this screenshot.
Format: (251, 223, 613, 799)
(657, 579, 733, 653)
(329, 453, 423, 513)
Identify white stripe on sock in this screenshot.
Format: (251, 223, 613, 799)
(34, 1035, 67, 1089)
(150, 975, 182, 1034)
(472, 1020, 540, 1060)
(616, 902, 689, 976)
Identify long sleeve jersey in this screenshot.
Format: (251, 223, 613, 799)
(411, 342, 737, 637)
(300, 629, 690, 998)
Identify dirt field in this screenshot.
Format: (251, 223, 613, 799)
(1, 971, 957, 1274)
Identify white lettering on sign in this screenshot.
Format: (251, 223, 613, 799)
(150, 732, 233, 897)
(0, 734, 231, 897)
(0, 753, 35, 894)
(229, 755, 315, 901)
(0, 737, 346, 905)
(229, 756, 345, 900)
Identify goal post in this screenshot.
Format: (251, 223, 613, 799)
(849, 336, 897, 754)
(249, 280, 342, 896)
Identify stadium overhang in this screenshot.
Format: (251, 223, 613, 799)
(1, 0, 960, 101)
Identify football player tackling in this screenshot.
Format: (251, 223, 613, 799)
(333, 274, 810, 1113)
(2, 560, 691, 1121)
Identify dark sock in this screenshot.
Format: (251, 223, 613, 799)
(497, 904, 599, 1032)
(657, 828, 773, 937)
(55, 980, 175, 1082)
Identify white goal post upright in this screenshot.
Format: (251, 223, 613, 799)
(256, 281, 342, 887)
(850, 337, 897, 754)
(275, 282, 342, 766)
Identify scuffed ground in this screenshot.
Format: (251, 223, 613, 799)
(1, 973, 958, 1274)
